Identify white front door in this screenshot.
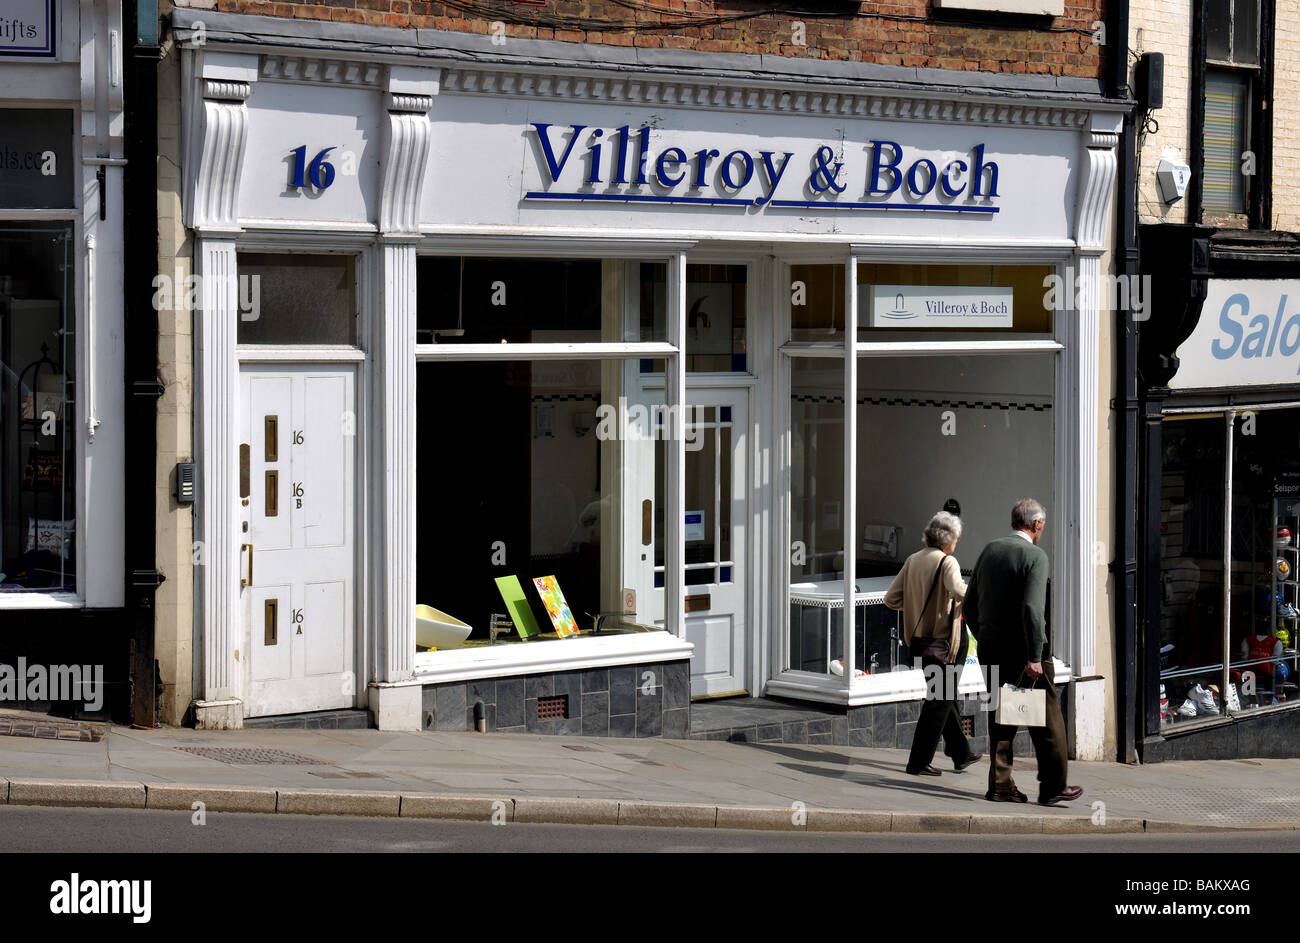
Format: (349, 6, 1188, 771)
(634, 387, 749, 698)
(239, 364, 356, 717)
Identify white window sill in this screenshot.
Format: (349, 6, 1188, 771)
(0, 592, 82, 610)
(768, 658, 1071, 707)
(412, 629, 693, 684)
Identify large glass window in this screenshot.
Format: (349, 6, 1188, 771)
(1158, 415, 1228, 726)
(638, 263, 746, 371)
(788, 357, 848, 673)
(0, 224, 75, 592)
(414, 256, 675, 651)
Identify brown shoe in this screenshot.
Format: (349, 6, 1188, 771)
(906, 765, 942, 776)
(985, 786, 1028, 803)
(1038, 786, 1084, 806)
(953, 753, 983, 772)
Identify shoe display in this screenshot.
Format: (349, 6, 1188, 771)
(985, 787, 1028, 803)
(1189, 683, 1220, 715)
(906, 765, 942, 776)
(1038, 785, 1084, 806)
(953, 753, 983, 772)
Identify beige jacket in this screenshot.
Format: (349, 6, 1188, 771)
(884, 547, 967, 646)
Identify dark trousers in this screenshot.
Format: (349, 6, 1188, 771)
(905, 632, 975, 772)
(987, 668, 1068, 799)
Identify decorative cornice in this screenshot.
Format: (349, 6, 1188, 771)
(438, 67, 1096, 129)
(203, 79, 252, 102)
(260, 54, 383, 87)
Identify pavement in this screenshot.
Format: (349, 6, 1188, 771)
(0, 713, 1299, 834)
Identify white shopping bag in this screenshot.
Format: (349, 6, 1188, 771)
(995, 683, 1046, 727)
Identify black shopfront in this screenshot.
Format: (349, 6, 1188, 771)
(1137, 223, 1300, 760)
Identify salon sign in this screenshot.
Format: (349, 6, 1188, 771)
(1171, 280, 1300, 389)
(525, 122, 1004, 215)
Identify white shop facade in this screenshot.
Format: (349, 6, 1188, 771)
(176, 11, 1119, 744)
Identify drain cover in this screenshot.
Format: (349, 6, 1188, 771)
(174, 746, 326, 765)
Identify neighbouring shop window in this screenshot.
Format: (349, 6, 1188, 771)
(1228, 409, 1300, 710)
(638, 264, 746, 372)
(0, 224, 75, 592)
(1159, 415, 1228, 726)
(415, 358, 663, 647)
(789, 264, 845, 342)
(788, 357, 848, 673)
(236, 253, 357, 345)
(857, 263, 1054, 341)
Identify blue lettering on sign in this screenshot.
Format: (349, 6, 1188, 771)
(1208, 292, 1300, 373)
(525, 122, 1002, 214)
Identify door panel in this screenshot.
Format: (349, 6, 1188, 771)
(241, 365, 356, 717)
(635, 387, 748, 698)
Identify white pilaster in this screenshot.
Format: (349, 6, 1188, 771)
(195, 236, 240, 704)
(373, 239, 418, 684)
(188, 61, 254, 722)
(1068, 117, 1119, 679)
(665, 252, 687, 639)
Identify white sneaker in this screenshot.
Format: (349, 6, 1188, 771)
(1176, 698, 1197, 718)
(1189, 684, 1220, 715)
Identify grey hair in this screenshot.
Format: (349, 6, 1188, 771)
(923, 511, 963, 549)
(1011, 498, 1047, 531)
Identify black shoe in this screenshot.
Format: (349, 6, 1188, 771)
(953, 753, 983, 772)
(985, 787, 1028, 803)
(1038, 785, 1084, 806)
(906, 765, 942, 776)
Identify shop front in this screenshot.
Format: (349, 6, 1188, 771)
(0, 0, 129, 720)
(1138, 225, 1300, 759)
(174, 9, 1120, 744)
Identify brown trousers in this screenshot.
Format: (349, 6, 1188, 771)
(987, 670, 1068, 800)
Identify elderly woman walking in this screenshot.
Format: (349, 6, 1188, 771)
(885, 510, 982, 776)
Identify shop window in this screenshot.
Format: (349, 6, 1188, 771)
(856, 263, 1054, 341)
(414, 359, 662, 646)
(788, 357, 848, 673)
(0, 225, 75, 592)
(853, 353, 1054, 675)
(417, 257, 660, 345)
(0, 110, 75, 210)
(236, 253, 357, 346)
(1158, 416, 1228, 726)
(789, 264, 845, 343)
(638, 263, 746, 371)
(1228, 409, 1300, 711)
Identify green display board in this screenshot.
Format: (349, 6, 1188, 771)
(495, 575, 542, 638)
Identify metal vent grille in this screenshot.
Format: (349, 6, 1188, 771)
(174, 746, 326, 765)
(960, 717, 974, 737)
(537, 695, 568, 720)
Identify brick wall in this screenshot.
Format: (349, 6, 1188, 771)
(1130, 0, 1190, 225)
(169, 0, 1106, 78)
(1273, 5, 1300, 232)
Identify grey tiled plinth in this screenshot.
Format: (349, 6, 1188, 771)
(421, 659, 690, 738)
(692, 694, 997, 753)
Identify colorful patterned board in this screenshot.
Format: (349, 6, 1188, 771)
(533, 575, 580, 638)
(494, 575, 542, 639)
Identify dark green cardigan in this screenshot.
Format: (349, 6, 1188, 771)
(962, 534, 1050, 671)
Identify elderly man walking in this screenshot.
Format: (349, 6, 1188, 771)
(962, 499, 1082, 806)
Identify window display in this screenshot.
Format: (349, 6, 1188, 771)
(0, 224, 75, 592)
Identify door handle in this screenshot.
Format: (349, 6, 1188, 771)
(241, 543, 253, 587)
